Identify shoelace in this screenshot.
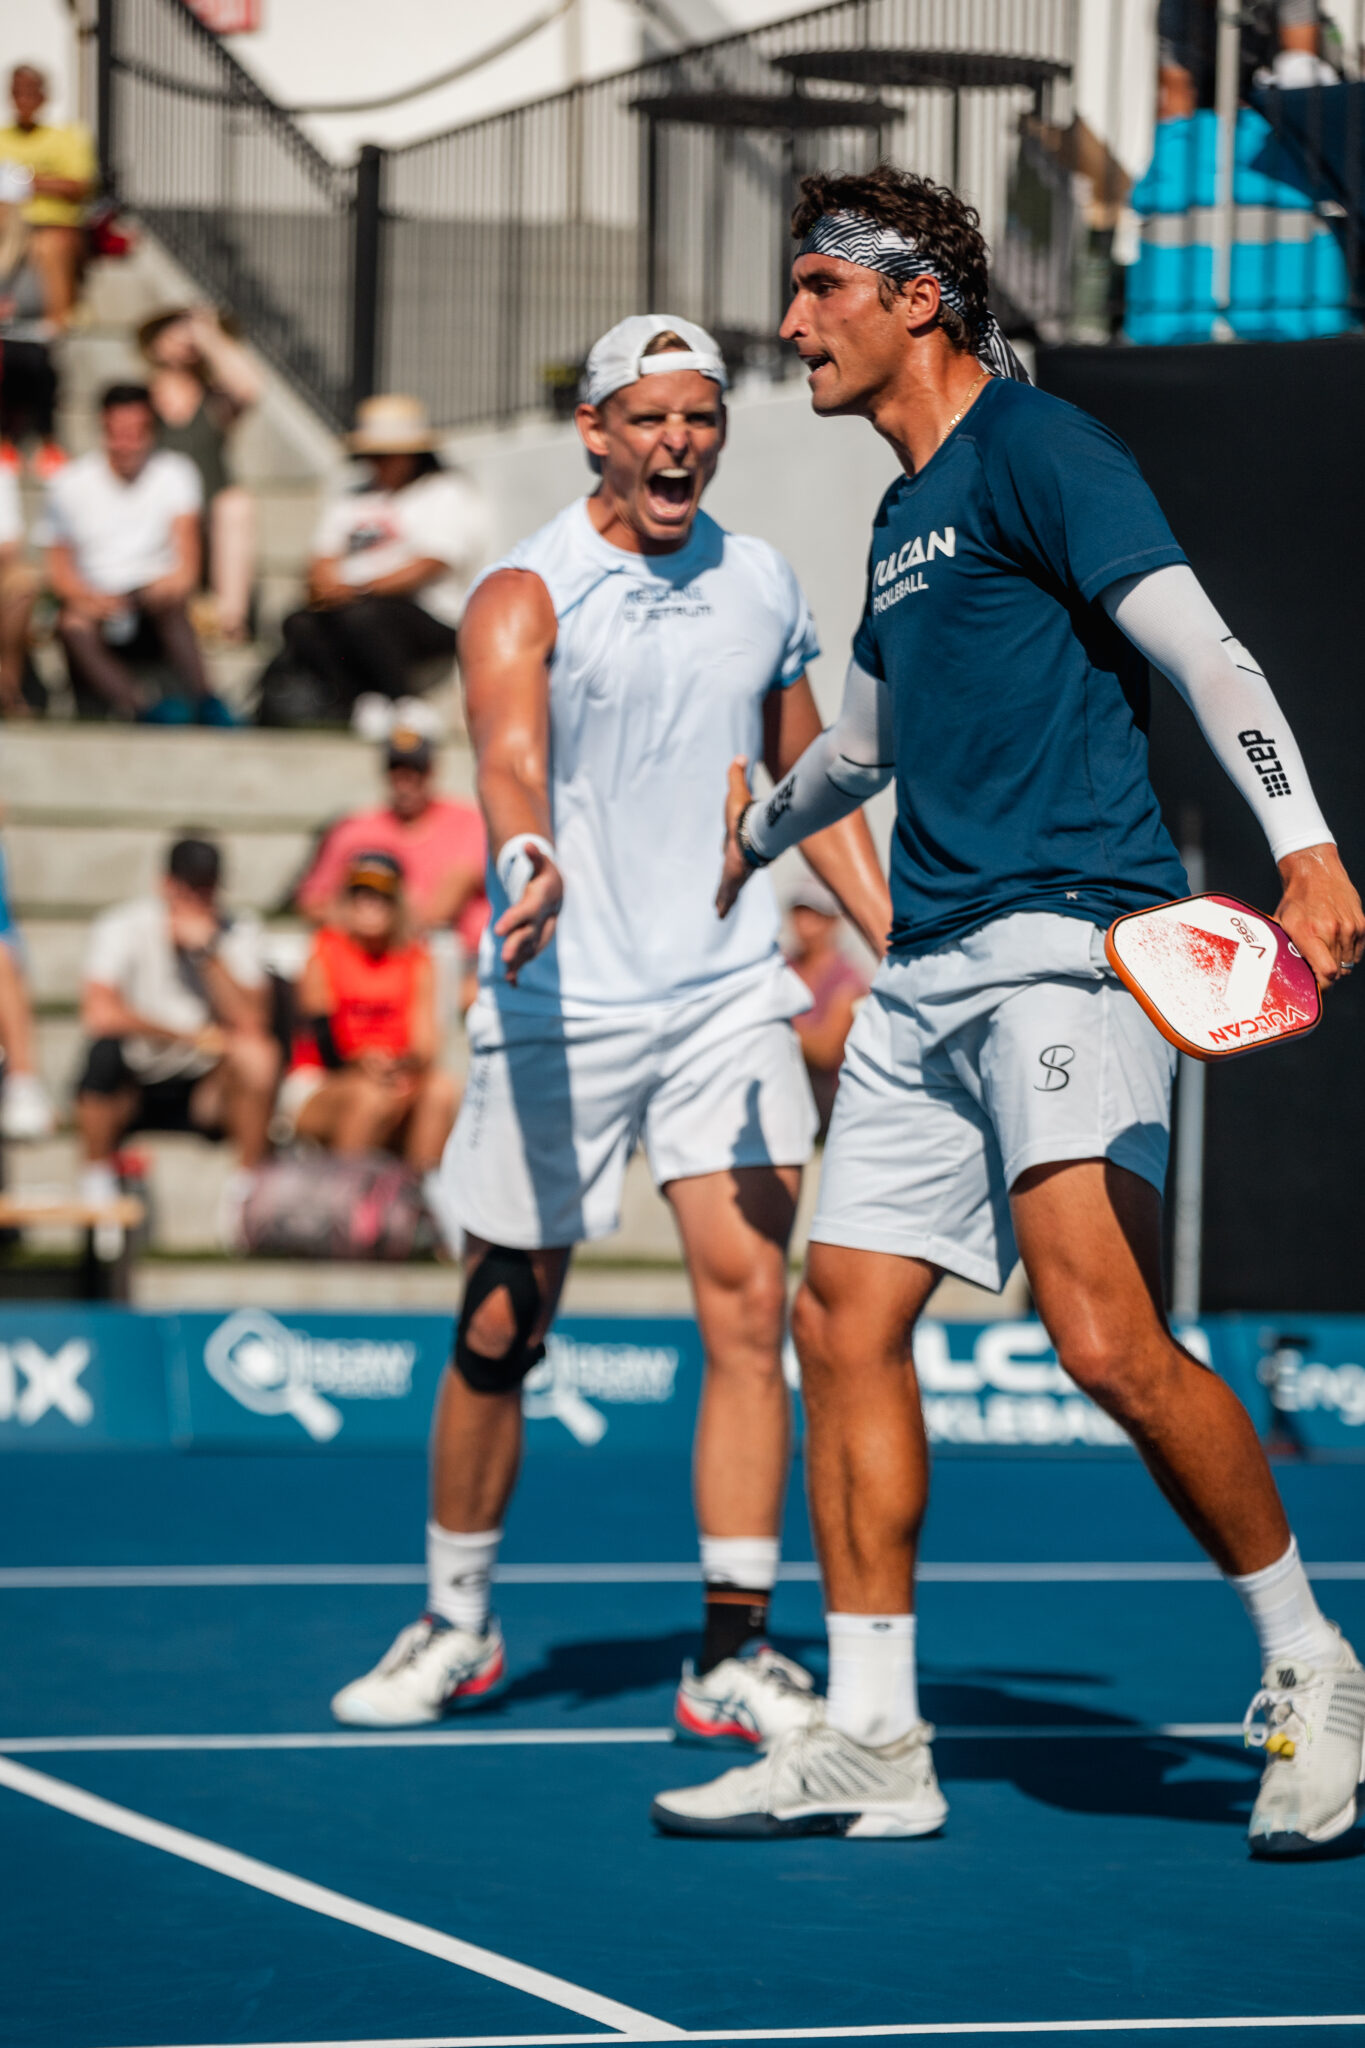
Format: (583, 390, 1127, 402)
(1243, 1682, 1311, 1760)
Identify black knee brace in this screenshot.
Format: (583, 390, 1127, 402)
(454, 1245, 545, 1394)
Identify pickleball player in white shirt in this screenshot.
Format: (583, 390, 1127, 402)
(331, 315, 890, 1744)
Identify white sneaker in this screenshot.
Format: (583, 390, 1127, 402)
(674, 1643, 821, 1750)
(350, 693, 394, 743)
(390, 694, 444, 740)
(651, 1716, 948, 1839)
(1, 1072, 54, 1141)
(216, 1166, 256, 1253)
(1244, 1630, 1365, 1857)
(79, 1162, 124, 1262)
(331, 1614, 506, 1726)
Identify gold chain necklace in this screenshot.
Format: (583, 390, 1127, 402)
(941, 367, 989, 441)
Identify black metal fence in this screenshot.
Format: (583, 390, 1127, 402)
(98, 0, 1076, 434)
(98, 0, 358, 429)
(382, 0, 1077, 428)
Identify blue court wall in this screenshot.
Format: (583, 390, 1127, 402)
(1, 1307, 1363, 1458)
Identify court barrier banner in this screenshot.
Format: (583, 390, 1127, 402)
(0, 1306, 1362, 1456)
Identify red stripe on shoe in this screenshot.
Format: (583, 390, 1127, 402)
(453, 1649, 505, 1698)
(674, 1692, 760, 1743)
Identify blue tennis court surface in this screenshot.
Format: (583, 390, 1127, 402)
(3, 1447, 1363, 2048)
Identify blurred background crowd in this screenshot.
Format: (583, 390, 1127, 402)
(0, 0, 1358, 1300)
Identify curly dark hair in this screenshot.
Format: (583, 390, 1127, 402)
(791, 164, 990, 356)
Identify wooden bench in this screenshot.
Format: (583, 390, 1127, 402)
(0, 1196, 146, 1302)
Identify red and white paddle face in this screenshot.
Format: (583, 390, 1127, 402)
(1105, 894, 1321, 1060)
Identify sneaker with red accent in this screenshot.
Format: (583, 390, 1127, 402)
(331, 1614, 506, 1726)
(29, 441, 69, 481)
(674, 1642, 821, 1750)
(0, 442, 20, 474)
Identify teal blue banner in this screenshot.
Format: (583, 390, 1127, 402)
(0, 1305, 1362, 1457)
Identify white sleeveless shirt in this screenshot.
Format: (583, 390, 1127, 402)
(474, 498, 819, 1023)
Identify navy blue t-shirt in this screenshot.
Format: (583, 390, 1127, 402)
(852, 378, 1188, 956)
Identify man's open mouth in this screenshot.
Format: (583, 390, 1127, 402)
(801, 351, 832, 377)
(645, 467, 695, 516)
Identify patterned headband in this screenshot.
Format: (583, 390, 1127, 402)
(795, 211, 1030, 385)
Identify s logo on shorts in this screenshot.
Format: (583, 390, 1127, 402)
(1035, 1044, 1076, 1091)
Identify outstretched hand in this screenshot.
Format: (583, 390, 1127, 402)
(716, 758, 757, 921)
(1275, 843, 1365, 990)
(495, 845, 564, 984)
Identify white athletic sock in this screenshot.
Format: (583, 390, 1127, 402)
(426, 1521, 500, 1635)
(699, 1534, 780, 1592)
(1228, 1536, 1341, 1671)
(825, 1612, 917, 1748)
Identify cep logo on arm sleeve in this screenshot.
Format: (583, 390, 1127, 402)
(1238, 728, 1292, 799)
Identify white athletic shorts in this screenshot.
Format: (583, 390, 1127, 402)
(439, 967, 817, 1249)
(810, 911, 1177, 1292)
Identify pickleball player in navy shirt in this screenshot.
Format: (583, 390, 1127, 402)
(651, 163, 1365, 1854)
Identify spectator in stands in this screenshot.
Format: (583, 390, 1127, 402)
(0, 194, 62, 478)
(296, 726, 487, 1001)
(1158, 0, 1336, 118)
(0, 64, 94, 331)
(44, 382, 232, 723)
(0, 836, 55, 1139)
(283, 850, 456, 1184)
(0, 458, 38, 716)
(75, 835, 279, 1219)
(139, 305, 262, 644)
(279, 395, 488, 722)
(784, 875, 869, 1140)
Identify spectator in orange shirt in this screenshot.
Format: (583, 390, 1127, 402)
(285, 850, 456, 1179)
(784, 875, 870, 1139)
(296, 727, 487, 1005)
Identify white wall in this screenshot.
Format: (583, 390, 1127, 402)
(0, 0, 82, 125)
(222, 0, 835, 163)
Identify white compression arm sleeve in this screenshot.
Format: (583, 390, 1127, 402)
(745, 657, 895, 862)
(1102, 563, 1332, 863)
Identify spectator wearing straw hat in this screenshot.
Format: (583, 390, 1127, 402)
(278, 395, 490, 721)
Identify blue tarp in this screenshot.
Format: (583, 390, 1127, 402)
(1125, 104, 1357, 343)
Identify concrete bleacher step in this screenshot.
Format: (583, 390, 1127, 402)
(4, 1131, 689, 1262)
(6, 822, 312, 915)
(126, 1259, 700, 1314)
(0, 727, 474, 832)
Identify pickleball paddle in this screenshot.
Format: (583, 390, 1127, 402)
(1105, 894, 1321, 1060)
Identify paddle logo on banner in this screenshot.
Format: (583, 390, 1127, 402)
(1105, 893, 1321, 1059)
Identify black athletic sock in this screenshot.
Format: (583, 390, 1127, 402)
(699, 1590, 770, 1675)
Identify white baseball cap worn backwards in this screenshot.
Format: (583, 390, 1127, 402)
(581, 314, 728, 408)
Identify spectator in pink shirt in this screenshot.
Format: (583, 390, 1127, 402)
(296, 729, 488, 988)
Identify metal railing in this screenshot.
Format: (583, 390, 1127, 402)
(98, 0, 358, 429)
(97, 0, 1076, 434)
(382, 0, 1077, 428)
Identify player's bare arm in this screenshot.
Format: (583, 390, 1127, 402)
(458, 566, 563, 984)
(760, 673, 891, 955)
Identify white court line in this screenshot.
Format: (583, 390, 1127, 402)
(0, 1728, 678, 1754)
(0, 1756, 679, 2039)
(0, 1722, 1248, 1755)
(117, 2015, 1365, 2046)
(3, 1560, 1362, 1591)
